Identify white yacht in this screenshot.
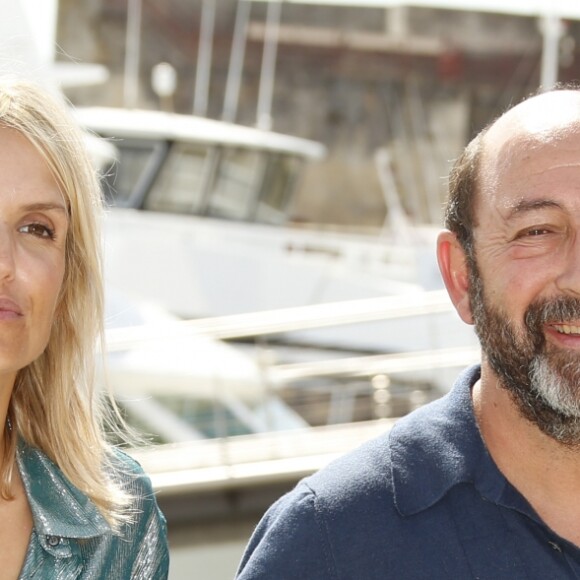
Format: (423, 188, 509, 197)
(77, 106, 475, 356)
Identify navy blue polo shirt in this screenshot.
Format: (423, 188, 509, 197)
(236, 365, 580, 579)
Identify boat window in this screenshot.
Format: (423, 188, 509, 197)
(156, 396, 253, 438)
(255, 154, 301, 225)
(206, 148, 262, 220)
(101, 140, 163, 207)
(145, 142, 209, 213)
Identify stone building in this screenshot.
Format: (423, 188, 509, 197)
(57, 1, 580, 228)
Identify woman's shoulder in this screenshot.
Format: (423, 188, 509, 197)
(108, 446, 149, 477)
(100, 447, 170, 579)
(107, 447, 169, 568)
(106, 447, 159, 502)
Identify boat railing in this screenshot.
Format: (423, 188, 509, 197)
(105, 289, 456, 347)
(107, 290, 480, 492)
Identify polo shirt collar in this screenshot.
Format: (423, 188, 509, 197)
(17, 441, 110, 540)
(390, 364, 512, 517)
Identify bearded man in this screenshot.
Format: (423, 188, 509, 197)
(236, 88, 580, 579)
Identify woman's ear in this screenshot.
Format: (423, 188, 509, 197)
(436, 230, 474, 325)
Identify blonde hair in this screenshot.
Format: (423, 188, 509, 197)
(0, 79, 129, 527)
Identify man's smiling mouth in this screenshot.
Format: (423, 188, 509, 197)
(552, 324, 580, 335)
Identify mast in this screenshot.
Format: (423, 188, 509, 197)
(194, 0, 216, 117)
(124, 0, 142, 108)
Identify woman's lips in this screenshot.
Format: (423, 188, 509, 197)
(0, 297, 23, 320)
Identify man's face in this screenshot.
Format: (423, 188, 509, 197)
(468, 259, 580, 444)
(471, 124, 580, 444)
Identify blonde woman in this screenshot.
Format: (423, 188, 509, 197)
(0, 79, 169, 578)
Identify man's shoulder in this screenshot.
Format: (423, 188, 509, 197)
(304, 428, 393, 508)
(275, 364, 482, 535)
(303, 370, 474, 507)
(236, 367, 485, 579)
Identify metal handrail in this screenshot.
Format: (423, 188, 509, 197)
(268, 345, 480, 384)
(105, 289, 455, 351)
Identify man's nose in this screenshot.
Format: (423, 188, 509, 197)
(556, 236, 580, 297)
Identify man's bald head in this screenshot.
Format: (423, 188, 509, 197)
(445, 88, 580, 259)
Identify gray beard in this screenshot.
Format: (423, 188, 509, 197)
(468, 256, 580, 446)
(529, 357, 580, 441)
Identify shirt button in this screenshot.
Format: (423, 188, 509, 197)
(46, 535, 61, 547)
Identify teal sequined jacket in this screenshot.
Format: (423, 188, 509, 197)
(16, 441, 169, 579)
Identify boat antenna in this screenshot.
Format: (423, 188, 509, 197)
(123, 0, 142, 108)
(256, 0, 282, 130)
(194, 0, 216, 117)
(222, 0, 252, 123)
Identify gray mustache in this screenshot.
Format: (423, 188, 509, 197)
(526, 297, 580, 331)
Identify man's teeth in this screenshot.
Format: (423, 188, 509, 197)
(554, 324, 580, 335)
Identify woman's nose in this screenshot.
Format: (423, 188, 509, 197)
(0, 228, 16, 282)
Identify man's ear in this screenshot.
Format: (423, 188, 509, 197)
(436, 230, 474, 325)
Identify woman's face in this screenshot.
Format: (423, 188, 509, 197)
(0, 127, 68, 389)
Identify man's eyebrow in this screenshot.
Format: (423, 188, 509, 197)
(506, 199, 563, 219)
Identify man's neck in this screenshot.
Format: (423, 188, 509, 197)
(473, 365, 580, 545)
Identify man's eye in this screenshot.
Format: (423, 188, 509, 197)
(20, 223, 55, 239)
(523, 228, 551, 237)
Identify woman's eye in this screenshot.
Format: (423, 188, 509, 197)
(19, 223, 55, 239)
